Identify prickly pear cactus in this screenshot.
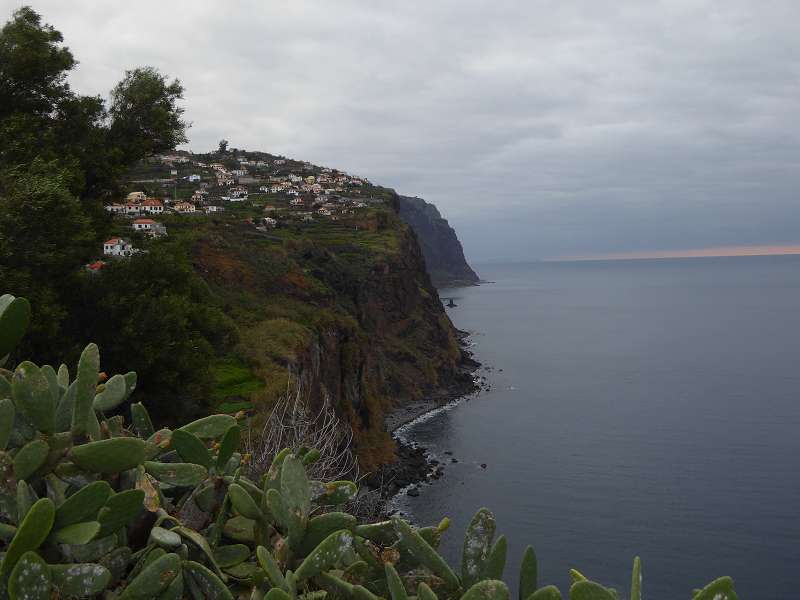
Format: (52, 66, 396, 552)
(461, 507, 496, 588)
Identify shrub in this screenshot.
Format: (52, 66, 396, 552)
(0, 293, 738, 599)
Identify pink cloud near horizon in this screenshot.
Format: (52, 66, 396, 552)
(551, 244, 800, 262)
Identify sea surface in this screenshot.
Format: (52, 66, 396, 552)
(393, 256, 800, 600)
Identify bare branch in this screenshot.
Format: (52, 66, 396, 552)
(245, 374, 359, 484)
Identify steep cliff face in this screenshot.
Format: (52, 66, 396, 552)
(191, 195, 472, 469)
(290, 220, 470, 469)
(396, 195, 480, 287)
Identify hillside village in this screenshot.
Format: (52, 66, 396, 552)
(93, 149, 390, 268)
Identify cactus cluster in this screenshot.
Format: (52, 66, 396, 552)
(0, 293, 738, 599)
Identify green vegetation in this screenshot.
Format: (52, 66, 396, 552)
(74, 247, 236, 424)
(0, 294, 738, 598)
(0, 6, 220, 424)
(212, 357, 264, 412)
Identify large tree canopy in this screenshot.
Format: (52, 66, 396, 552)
(0, 6, 74, 119)
(0, 161, 94, 355)
(109, 67, 188, 166)
(0, 6, 188, 200)
(0, 7, 227, 421)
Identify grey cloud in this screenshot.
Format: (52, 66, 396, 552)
(7, 0, 800, 260)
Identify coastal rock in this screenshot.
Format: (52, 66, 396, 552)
(397, 195, 480, 287)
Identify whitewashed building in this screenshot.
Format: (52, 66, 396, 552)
(132, 218, 155, 232)
(103, 238, 135, 257)
(140, 198, 164, 215)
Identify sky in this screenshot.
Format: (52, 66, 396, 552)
(5, 1, 800, 262)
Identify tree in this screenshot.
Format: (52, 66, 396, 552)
(77, 246, 235, 423)
(108, 67, 188, 167)
(218, 139, 229, 153)
(0, 6, 199, 391)
(0, 8, 189, 201)
(0, 161, 95, 359)
(0, 6, 74, 120)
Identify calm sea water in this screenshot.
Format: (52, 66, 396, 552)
(394, 256, 800, 600)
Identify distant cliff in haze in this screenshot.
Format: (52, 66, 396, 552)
(397, 196, 480, 287)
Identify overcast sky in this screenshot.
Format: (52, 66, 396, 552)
(6, 1, 800, 261)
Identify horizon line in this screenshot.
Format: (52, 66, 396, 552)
(547, 244, 800, 262)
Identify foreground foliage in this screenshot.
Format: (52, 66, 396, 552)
(0, 293, 738, 599)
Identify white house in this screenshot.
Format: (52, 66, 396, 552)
(103, 237, 135, 257)
(132, 218, 155, 232)
(263, 217, 278, 228)
(290, 198, 304, 207)
(231, 169, 248, 177)
(187, 174, 201, 182)
(229, 189, 248, 201)
(204, 205, 224, 214)
(318, 207, 332, 216)
(125, 203, 141, 216)
(140, 198, 164, 215)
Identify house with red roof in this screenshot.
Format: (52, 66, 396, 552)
(141, 198, 164, 215)
(132, 218, 155, 232)
(132, 218, 167, 237)
(103, 238, 135, 257)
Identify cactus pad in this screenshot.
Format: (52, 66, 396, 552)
(13, 438, 49, 481)
(71, 437, 146, 473)
(8, 550, 51, 600)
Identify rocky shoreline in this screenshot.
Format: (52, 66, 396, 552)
(363, 333, 486, 512)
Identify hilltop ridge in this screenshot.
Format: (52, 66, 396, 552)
(94, 148, 478, 467)
(119, 150, 479, 288)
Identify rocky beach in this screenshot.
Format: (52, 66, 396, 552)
(364, 333, 486, 511)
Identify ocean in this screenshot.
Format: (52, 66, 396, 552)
(393, 256, 800, 600)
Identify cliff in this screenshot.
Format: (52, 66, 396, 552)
(185, 191, 472, 469)
(397, 195, 480, 287)
(103, 151, 477, 470)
